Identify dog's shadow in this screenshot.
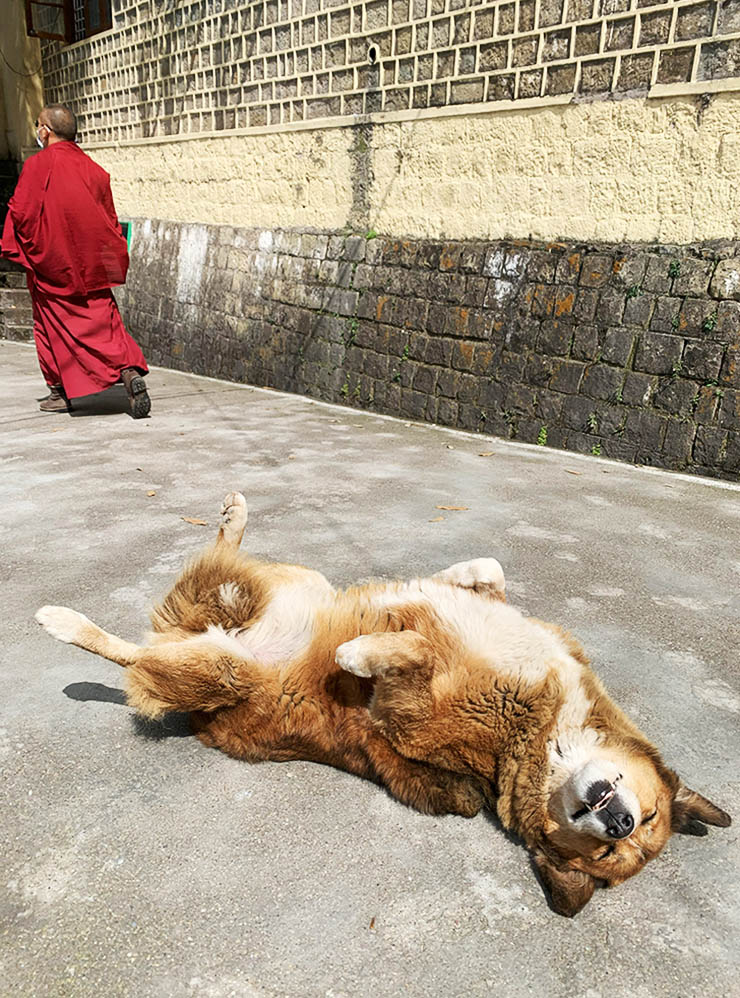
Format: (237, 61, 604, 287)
(63, 682, 191, 739)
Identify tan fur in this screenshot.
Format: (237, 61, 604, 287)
(36, 494, 731, 917)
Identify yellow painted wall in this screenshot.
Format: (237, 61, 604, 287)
(89, 91, 740, 244)
(0, 0, 43, 160)
(94, 130, 355, 233)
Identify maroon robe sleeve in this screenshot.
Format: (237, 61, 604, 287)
(0, 152, 46, 269)
(0, 143, 129, 296)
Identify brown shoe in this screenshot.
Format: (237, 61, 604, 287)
(39, 386, 69, 413)
(121, 368, 151, 419)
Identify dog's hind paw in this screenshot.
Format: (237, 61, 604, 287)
(35, 605, 89, 644)
(219, 492, 248, 545)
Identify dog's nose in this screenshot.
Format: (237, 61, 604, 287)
(605, 810, 634, 838)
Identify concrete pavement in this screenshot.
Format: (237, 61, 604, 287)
(2, 339, 739, 998)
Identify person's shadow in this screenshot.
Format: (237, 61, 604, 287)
(68, 384, 144, 418)
(63, 682, 191, 738)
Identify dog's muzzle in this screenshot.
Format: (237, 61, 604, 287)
(573, 776, 635, 839)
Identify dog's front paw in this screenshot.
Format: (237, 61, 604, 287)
(336, 636, 375, 678)
(435, 558, 505, 597)
(434, 772, 487, 818)
(35, 605, 89, 644)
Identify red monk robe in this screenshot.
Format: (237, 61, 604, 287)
(1, 141, 148, 400)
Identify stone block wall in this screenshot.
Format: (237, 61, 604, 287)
(32, 1, 740, 480)
(117, 219, 740, 480)
(42, 0, 740, 143)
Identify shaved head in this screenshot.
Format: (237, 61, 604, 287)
(41, 104, 77, 142)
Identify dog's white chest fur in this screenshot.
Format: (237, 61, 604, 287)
(375, 581, 580, 682)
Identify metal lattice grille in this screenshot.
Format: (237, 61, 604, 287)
(72, 0, 85, 41)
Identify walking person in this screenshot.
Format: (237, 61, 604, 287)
(1, 103, 151, 418)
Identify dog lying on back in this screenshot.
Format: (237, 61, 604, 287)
(36, 491, 731, 916)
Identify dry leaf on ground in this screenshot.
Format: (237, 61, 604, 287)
(181, 516, 209, 526)
(564, 470, 582, 476)
(478, 451, 494, 457)
(428, 516, 444, 523)
(146, 490, 156, 497)
(436, 504, 469, 511)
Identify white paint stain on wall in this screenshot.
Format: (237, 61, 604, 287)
(176, 224, 210, 303)
(719, 268, 740, 297)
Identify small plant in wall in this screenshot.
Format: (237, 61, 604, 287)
(613, 415, 627, 437)
(626, 285, 641, 299)
(340, 378, 350, 398)
(365, 229, 378, 240)
(587, 411, 599, 433)
(668, 260, 680, 280)
(502, 409, 518, 434)
(392, 343, 411, 384)
(344, 317, 358, 347)
(536, 425, 548, 446)
(702, 311, 718, 333)
(591, 442, 602, 457)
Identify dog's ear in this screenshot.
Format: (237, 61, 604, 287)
(534, 852, 596, 918)
(671, 784, 732, 833)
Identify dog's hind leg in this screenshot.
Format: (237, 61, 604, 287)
(123, 642, 278, 719)
(216, 491, 248, 549)
(36, 605, 141, 666)
(36, 603, 277, 719)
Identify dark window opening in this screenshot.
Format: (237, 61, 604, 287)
(25, 0, 111, 43)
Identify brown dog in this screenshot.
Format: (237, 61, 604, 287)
(36, 491, 731, 916)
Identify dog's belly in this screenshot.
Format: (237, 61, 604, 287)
(206, 579, 334, 667)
